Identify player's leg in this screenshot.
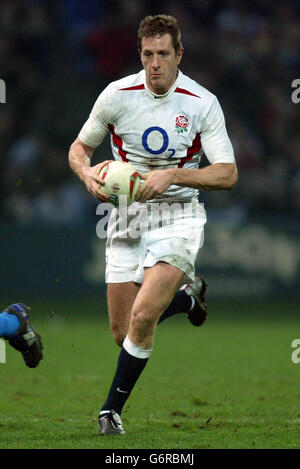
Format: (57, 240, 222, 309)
(158, 275, 208, 326)
(105, 203, 143, 346)
(0, 303, 43, 368)
(107, 275, 207, 347)
(128, 261, 184, 346)
(154, 200, 208, 326)
(107, 281, 141, 346)
(98, 262, 184, 434)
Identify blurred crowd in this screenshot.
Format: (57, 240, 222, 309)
(0, 0, 299, 225)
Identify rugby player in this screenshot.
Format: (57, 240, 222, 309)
(69, 14, 237, 435)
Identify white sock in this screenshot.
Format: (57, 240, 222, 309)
(123, 335, 152, 359)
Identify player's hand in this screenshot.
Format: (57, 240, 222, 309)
(82, 160, 113, 201)
(135, 170, 173, 203)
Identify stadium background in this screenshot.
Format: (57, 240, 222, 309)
(0, 0, 299, 301)
(0, 0, 299, 450)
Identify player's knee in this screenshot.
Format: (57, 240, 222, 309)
(130, 307, 157, 335)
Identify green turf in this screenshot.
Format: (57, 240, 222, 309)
(0, 299, 299, 449)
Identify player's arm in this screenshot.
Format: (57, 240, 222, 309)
(69, 85, 114, 201)
(68, 137, 112, 201)
(136, 163, 237, 202)
(169, 162, 237, 190)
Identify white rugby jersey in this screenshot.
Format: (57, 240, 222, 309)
(78, 69, 235, 200)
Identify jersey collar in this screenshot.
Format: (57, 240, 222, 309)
(143, 69, 182, 101)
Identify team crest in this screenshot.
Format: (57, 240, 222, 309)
(175, 115, 189, 134)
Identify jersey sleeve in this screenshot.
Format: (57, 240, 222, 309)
(200, 96, 235, 164)
(78, 85, 112, 148)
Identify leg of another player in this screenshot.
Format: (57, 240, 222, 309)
(0, 304, 43, 368)
(0, 310, 20, 337)
(107, 282, 141, 347)
(99, 262, 184, 422)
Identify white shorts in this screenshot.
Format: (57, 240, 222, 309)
(105, 198, 207, 284)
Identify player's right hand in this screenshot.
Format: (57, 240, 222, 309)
(82, 160, 113, 201)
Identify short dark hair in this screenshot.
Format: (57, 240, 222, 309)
(137, 14, 182, 56)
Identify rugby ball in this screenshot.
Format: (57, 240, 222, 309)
(99, 161, 141, 207)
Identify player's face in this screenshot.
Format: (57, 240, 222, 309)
(140, 34, 183, 95)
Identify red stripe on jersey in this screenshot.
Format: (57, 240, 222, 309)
(178, 132, 202, 168)
(108, 124, 128, 162)
(175, 87, 201, 98)
(119, 84, 145, 91)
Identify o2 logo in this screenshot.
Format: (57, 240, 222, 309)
(142, 127, 175, 159)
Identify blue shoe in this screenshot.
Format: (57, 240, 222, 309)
(4, 303, 43, 368)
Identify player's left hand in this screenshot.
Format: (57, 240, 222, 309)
(135, 170, 173, 202)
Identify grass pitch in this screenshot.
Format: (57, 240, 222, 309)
(0, 298, 299, 449)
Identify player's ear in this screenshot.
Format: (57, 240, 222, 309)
(176, 47, 184, 65)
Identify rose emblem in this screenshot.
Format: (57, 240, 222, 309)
(175, 115, 189, 133)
